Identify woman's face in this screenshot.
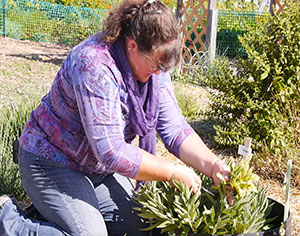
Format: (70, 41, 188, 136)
(125, 38, 162, 83)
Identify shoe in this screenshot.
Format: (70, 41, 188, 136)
(25, 204, 46, 221)
(0, 195, 11, 211)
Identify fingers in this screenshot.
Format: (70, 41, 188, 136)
(226, 185, 234, 206)
(211, 159, 230, 186)
(191, 174, 202, 193)
(171, 164, 202, 193)
(212, 161, 234, 205)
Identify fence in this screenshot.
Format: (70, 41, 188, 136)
(216, 10, 268, 58)
(0, 0, 108, 45)
(1, 0, 267, 58)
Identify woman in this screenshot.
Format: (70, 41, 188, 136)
(0, 0, 230, 235)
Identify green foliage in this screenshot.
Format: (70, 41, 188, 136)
(172, 81, 202, 120)
(198, 1, 300, 182)
(0, 95, 42, 201)
(134, 157, 274, 235)
(4, 0, 107, 45)
(43, 0, 177, 11)
(222, 156, 259, 199)
(217, 0, 264, 11)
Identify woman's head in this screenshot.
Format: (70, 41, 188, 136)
(101, 0, 181, 76)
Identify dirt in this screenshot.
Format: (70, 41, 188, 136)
(0, 36, 299, 235)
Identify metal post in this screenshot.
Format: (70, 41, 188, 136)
(269, 0, 275, 15)
(205, 0, 218, 62)
(2, 0, 5, 37)
(176, 0, 182, 24)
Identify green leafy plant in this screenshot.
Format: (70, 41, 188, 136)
(133, 156, 275, 235)
(0, 95, 42, 202)
(196, 1, 300, 183)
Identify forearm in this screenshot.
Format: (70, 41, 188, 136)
(134, 149, 174, 181)
(179, 133, 219, 178)
(134, 149, 201, 192)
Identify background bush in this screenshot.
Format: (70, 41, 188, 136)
(0, 95, 42, 201)
(197, 1, 300, 184)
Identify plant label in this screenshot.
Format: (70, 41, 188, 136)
(238, 145, 252, 157)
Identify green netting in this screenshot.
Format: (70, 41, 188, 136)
(182, 9, 268, 58)
(217, 10, 268, 58)
(0, 0, 108, 45)
(0, 0, 268, 57)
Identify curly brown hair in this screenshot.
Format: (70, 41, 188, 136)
(100, 0, 181, 71)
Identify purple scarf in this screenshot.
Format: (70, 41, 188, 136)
(110, 39, 160, 155)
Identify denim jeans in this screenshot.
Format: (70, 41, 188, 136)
(0, 148, 149, 236)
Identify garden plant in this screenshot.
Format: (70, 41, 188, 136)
(133, 156, 276, 235)
(0, 95, 42, 201)
(182, 0, 300, 184)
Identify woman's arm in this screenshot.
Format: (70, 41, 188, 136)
(155, 73, 230, 185)
(135, 149, 202, 193)
(179, 133, 230, 185)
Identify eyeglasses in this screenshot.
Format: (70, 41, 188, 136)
(144, 54, 167, 72)
(144, 54, 160, 72)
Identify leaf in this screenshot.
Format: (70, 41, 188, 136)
(139, 221, 164, 231)
(138, 212, 159, 219)
(261, 71, 269, 80)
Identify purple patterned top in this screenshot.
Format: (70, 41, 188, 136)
(19, 33, 195, 179)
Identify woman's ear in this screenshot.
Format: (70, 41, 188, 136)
(126, 38, 138, 54)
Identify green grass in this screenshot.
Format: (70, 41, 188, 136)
(0, 95, 42, 202)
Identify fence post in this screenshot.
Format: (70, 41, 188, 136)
(269, 0, 275, 15)
(176, 0, 182, 24)
(205, 0, 218, 62)
(2, 0, 5, 37)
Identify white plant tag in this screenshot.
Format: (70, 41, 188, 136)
(238, 145, 252, 157)
(238, 137, 252, 157)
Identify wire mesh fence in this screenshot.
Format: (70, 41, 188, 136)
(217, 10, 268, 58)
(0, 0, 268, 58)
(0, 0, 108, 45)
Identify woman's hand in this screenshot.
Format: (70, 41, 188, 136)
(210, 159, 233, 205)
(171, 164, 202, 193)
(210, 159, 230, 185)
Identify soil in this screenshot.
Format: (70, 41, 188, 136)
(0, 36, 299, 235)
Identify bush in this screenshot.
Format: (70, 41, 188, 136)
(0, 95, 42, 201)
(200, 1, 300, 183)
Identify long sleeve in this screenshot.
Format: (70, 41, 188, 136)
(70, 42, 143, 178)
(156, 73, 195, 157)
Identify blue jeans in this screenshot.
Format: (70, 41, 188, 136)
(0, 148, 149, 236)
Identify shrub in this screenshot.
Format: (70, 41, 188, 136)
(200, 1, 300, 183)
(0, 95, 42, 201)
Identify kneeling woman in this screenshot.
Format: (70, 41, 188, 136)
(0, 0, 230, 235)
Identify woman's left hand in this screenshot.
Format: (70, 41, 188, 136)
(210, 159, 230, 185)
(210, 159, 233, 205)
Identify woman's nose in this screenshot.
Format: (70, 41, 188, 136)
(153, 70, 161, 75)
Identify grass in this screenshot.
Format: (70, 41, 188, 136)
(0, 60, 57, 108)
(0, 97, 41, 202)
(0, 37, 62, 200)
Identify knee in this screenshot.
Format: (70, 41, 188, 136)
(81, 224, 108, 236)
(69, 214, 108, 236)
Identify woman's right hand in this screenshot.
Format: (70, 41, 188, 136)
(171, 164, 202, 193)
